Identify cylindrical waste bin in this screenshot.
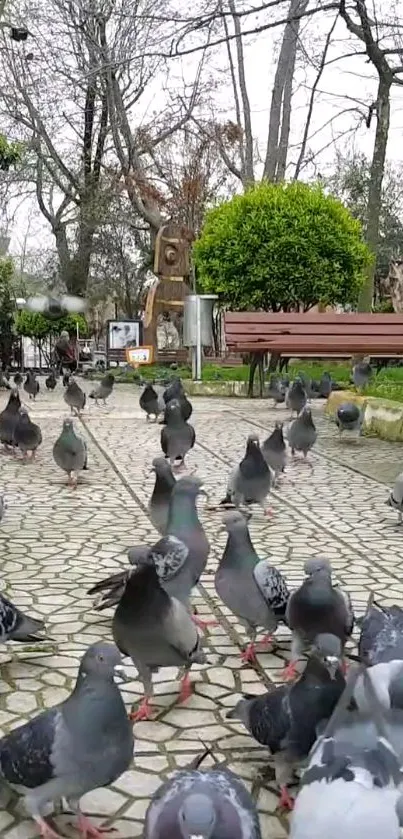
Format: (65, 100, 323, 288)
(183, 294, 218, 347)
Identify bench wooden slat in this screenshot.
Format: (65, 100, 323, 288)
(224, 312, 403, 324)
(225, 323, 403, 336)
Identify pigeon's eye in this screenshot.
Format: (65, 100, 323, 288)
(98, 654, 104, 662)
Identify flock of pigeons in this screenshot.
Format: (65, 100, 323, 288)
(0, 363, 402, 838)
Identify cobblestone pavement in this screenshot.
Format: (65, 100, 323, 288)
(0, 382, 403, 838)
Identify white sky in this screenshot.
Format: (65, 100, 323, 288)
(6, 1, 403, 257)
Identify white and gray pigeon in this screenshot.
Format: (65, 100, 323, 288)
(387, 471, 403, 524)
(354, 660, 403, 712)
(352, 360, 372, 391)
(0, 642, 133, 839)
(220, 434, 273, 515)
(89, 372, 114, 405)
(290, 666, 403, 839)
(52, 418, 87, 487)
(0, 590, 48, 644)
(284, 557, 354, 681)
(140, 383, 164, 421)
(144, 752, 262, 838)
(335, 401, 363, 440)
(23, 370, 40, 400)
(358, 593, 403, 665)
(148, 456, 176, 535)
(227, 634, 345, 810)
(286, 379, 307, 416)
(13, 407, 42, 460)
(215, 511, 289, 663)
(287, 406, 317, 459)
(160, 400, 195, 468)
(261, 422, 287, 486)
(64, 378, 86, 414)
(112, 562, 206, 722)
(0, 388, 21, 451)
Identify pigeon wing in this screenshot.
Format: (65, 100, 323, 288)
(253, 560, 289, 613)
(162, 597, 201, 661)
(0, 707, 58, 788)
(0, 593, 18, 639)
(150, 536, 189, 581)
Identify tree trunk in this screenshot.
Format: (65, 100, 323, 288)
(359, 76, 392, 312)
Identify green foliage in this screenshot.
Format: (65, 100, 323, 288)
(193, 181, 371, 312)
(15, 310, 89, 340)
(0, 257, 16, 365)
(0, 134, 22, 171)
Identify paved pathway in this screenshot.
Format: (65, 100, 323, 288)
(0, 383, 403, 838)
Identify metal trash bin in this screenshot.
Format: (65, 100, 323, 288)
(183, 294, 218, 347)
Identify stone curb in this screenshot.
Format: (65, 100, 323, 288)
(326, 389, 403, 442)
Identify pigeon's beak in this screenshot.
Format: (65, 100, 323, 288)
(113, 664, 131, 683)
(325, 656, 339, 679)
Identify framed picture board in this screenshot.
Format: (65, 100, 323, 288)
(106, 319, 143, 366)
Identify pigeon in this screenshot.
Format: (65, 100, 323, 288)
(52, 417, 87, 487)
(64, 378, 86, 414)
(0, 641, 133, 839)
(266, 374, 286, 407)
(284, 557, 354, 681)
(387, 472, 403, 524)
(144, 753, 262, 838)
(13, 407, 42, 460)
(352, 360, 372, 391)
(62, 371, 70, 387)
(0, 370, 11, 390)
(13, 372, 23, 387)
(0, 590, 48, 643)
(353, 660, 403, 712)
(358, 593, 403, 666)
(335, 401, 363, 440)
(221, 434, 272, 515)
(160, 400, 195, 468)
(318, 371, 332, 399)
(45, 370, 57, 390)
(163, 376, 185, 405)
(23, 370, 40, 400)
(227, 634, 345, 810)
(26, 293, 87, 318)
(164, 391, 193, 423)
(215, 510, 289, 662)
(0, 388, 21, 451)
(261, 422, 287, 485)
(139, 383, 164, 421)
(89, 372, 115, 405)
(148, 456, 176, 535)
(0, 494, 5, 522)
(286, 379, 307, 416)
(112, 562, 206, 721)
(287, 406, 317, 459)
(291, 666, 403, 839)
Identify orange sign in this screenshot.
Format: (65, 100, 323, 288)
(126, 345, 154, 367)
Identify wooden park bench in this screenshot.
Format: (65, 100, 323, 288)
(224, 311, 403, 396)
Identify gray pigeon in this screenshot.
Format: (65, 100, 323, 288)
(148, 456, 176, 535)
(318, 371, 332, 399)
(112, 562, 206, 721)
(0, 590, 48, 643)
(287, 406, 317, 458)
(335, 401, 363, 440)
(13, 372, 23, 387)
(358, 594, 403, 666)
(52, 417, 87, 487)
(89, 372, 114, 405)
(286, 379, 307, 416)
(354, 660, 403, 712)
(227, 634, 345, 810)
(291, 667, 403, 839)
(23, 370, 39, 400)
(45, 370, 57, 391)
(64, 378, 86, 414)
(13, 407, 42, 460)
(140, 383, 165, 421)
(160, 400, 195, 468)
(387, 472, 403, 524)
(352, 360, 372, 391)
(0, 642, 133, 839)
(261, 422, 287, 485)
(284, 557, 354, 681)
(0, 388, 21, 450)
(144, 754, 262, 838)
(266, 374, 286, 407)
(221, 434, 272, 515)
(215, 511, 289, 662)
(163, 376, 185, 405)
(0, 494, 5, 522)
(163, 392, 193, 423)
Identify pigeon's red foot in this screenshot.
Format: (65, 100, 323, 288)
(278, 785, 294, 811)
(259, 633, 274, 649)
(129, 696, 153, 721)
(264, 507, 274, 517)
(192, 615, 219, 630)
(281, 660, 299, 681)
(241, 643, 257, 664)
(77, 813, 117, 838)
(178, 672, 193, 703)
(341, 659, 349, 675)
(35, 817, 64, 839)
